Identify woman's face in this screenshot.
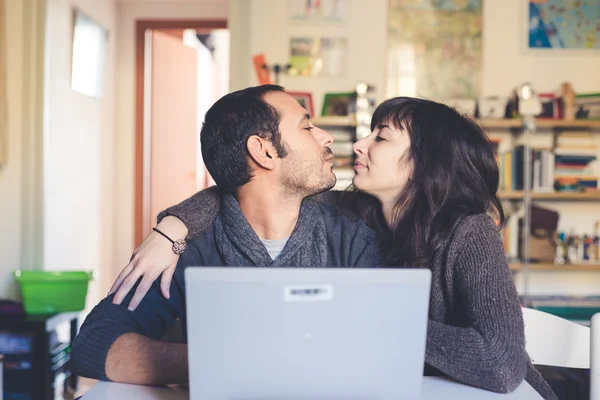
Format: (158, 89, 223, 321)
(352, 121, 413, 202)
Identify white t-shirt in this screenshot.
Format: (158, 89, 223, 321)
(260, 237, 289, 260)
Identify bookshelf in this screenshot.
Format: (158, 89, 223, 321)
(491, 114, 600, 302)
(500, 191, 600, 201)
(312, 116, 356, 127)
(481, 118, 600, 130)
(510, 262, 600, 272)
(313, 117, 600, 131)
(313, 116, 357, 190)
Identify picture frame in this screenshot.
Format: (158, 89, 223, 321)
(289, 37, 347, 77)
(526, 0, 600, 51)
(287, 91, 314, 116)
(321, 92, 355, 116)
(288, 0, 345, 22)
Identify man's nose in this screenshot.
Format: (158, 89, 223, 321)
(314, 127, 334, 147)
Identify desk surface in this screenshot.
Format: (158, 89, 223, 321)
(82, 376, 543, 399)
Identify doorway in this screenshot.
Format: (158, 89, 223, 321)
(134, 20, 228, 245)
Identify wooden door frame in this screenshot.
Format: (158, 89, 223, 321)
(134, 19, 227, 245)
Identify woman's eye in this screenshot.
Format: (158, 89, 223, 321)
(305, 126, 314, 132)
(375, 136, 385, 142)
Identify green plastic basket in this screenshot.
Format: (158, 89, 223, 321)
(14, 270, 94, 314)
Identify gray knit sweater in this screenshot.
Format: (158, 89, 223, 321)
(159, 189, 557, 399)
(72, 195, 380, 381)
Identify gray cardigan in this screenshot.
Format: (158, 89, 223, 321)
(159, 189, 557, 399)
(72, 196, 380, 381)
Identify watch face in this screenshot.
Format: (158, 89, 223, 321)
(173, 239, 187, 255)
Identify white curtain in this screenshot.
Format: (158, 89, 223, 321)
(0, 0, 7, 168)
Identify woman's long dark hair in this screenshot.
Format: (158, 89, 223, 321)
(345, 97, 505, 267)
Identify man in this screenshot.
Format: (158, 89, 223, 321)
(71, 85, 380, 385)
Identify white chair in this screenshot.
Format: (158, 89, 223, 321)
(522, 307, 600, 399)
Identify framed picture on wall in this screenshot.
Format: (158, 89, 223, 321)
(288, 91, 314, 116)
(527, 0, 600, 50)
(289, 37, 347, 77)
(321, 92, 355, 116)
(288, 0, 345, 22)
(387, 0, 482, 99)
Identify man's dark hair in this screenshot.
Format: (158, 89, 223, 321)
(200, 84, 288, 193)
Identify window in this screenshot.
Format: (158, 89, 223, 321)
(71, 10, 107, 98)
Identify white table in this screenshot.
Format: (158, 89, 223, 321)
(82, 376, 544, 399)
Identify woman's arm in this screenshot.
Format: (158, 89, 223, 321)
(109, 187, 223, 309)
(155, 188, 362, 237)
(109, 188, 353, 309)
(424, 215, 528, 394)
(157, 186, 222, 238)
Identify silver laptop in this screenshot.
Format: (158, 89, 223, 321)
(185, 267, 431, 400)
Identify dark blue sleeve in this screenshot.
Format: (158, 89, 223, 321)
(71, 246, 202, 380)
(317, 202, 382, 267)
(349, 225, 381, 267)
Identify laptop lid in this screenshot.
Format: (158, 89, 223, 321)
(185, 267, 431, 400)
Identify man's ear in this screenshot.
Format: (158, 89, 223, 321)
(247, 135, 277, 170)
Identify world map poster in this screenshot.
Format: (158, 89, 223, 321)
(386, 0, 482, 100)
(529, 0, 600, 49)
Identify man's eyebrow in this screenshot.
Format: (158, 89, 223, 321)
(298, 113, 311, 126)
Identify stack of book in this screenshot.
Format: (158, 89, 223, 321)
(500, 145, 555, 192)
(554, 133, 598, 192)
(499, 132, 599, 193)
(329, 128, 355, 190)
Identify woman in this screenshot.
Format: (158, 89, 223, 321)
(109, 97, 557, 399)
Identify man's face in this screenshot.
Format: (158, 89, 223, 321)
(263, 91, 336, 196)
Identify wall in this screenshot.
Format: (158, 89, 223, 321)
(114, 0, 228, 280)
(231, 0, 600, 109)
(44, 0, 116, 303)
(483, 0, 600, 96)
(229, 0, 387, 115)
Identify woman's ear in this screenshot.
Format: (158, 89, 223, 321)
(247, 135, 277, 170)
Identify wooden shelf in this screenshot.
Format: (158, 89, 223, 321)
(480, 118, 600, 130)
(499, 191, 600, 201)
(480, 119, 522, 129)
(535, 119, 600, 129)
(313, 117, 600, 130)
(312, 116, 356, 127)
(510, 262, 600, 272)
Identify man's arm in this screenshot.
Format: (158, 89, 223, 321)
(72, 247, 199, 383)
(105, 333, 188, 384)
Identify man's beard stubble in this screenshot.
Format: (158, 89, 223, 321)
(280, 147, 336, 198)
